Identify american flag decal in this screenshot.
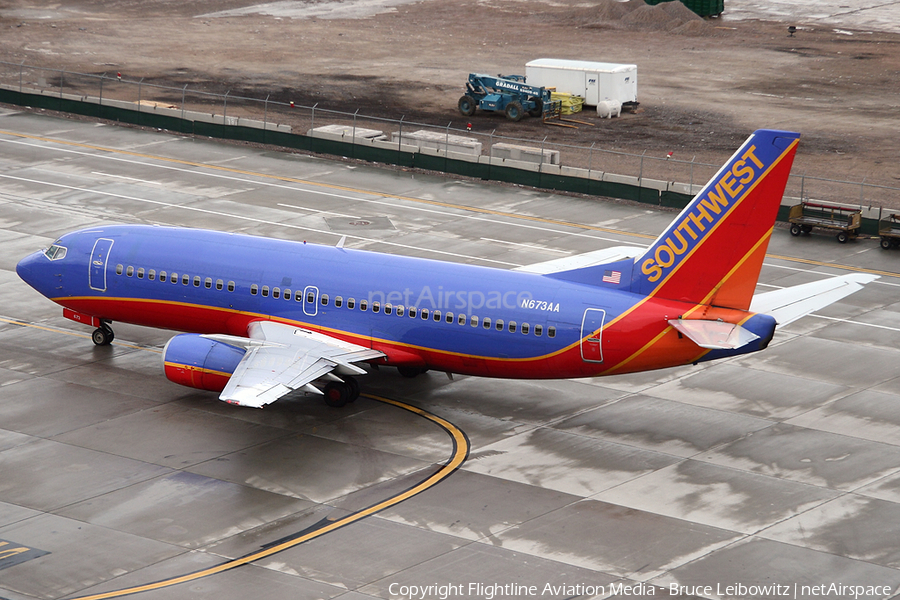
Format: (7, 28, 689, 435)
(602, 270, 621, 284)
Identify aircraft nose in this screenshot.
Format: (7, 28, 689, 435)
(16, 250, 49, 293)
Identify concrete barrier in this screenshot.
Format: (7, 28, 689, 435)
(308, 124, 387, 142)
(390, 130, 482, 156)
(491, 143, 560, 166)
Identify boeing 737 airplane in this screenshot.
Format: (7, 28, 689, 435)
(16, 129, 876, 408)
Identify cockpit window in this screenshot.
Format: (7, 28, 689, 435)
(44, 244, 67, 260)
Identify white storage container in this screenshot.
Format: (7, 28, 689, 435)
(525, 58, 637, 107)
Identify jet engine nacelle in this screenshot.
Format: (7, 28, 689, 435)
(162, 333, 245, 392)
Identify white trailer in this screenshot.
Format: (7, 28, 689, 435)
(524, 59, 638, 108)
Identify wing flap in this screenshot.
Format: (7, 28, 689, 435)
(213, 321, 384, 408)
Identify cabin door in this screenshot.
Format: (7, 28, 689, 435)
(89, 238, 114, 292)
(580, 308, 606, 363)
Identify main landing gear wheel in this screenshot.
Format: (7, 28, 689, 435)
(91, 325, 114, 346)
(323, 380, 354, 407)
(344, 376, 360, 403)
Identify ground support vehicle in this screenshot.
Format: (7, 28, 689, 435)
(458, 73, 554, 122)
(878, 214, 900, 249)
(788, 201, 861, 243)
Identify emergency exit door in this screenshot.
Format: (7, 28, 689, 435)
(580, 308, 606, 363)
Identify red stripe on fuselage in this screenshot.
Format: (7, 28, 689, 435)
(57, 294, 720, 379)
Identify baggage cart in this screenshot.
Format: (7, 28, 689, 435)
(788, 201, 861, 243)
(878, 214, 900, 249)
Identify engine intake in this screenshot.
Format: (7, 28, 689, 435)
(162, 334, 245, 392)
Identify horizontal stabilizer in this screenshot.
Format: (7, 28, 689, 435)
(514, 246, 644, 274)
(668, 319, 760, 350)
(749, 273, 879, 327)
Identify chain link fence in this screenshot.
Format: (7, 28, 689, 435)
(2, 60, 898, 212)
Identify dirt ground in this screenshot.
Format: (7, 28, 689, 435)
(1, 0, 898, 204)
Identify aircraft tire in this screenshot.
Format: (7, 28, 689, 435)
(345, 376, 360, 402)
(91, 326, 114, 346)
(323, 381, 350, 407)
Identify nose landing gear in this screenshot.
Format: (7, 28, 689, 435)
(91, 322, 115, 346)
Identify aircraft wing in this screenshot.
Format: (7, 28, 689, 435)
(513, 246, 644, 274)
(203, 321, 384, 408)
(750, 273, 880, 327)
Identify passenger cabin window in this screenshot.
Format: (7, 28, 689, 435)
(420, 308, 429, 320)
(408, 307, 416, 318)
(335, 296, 343, 308)
(193, 276, 201, 287)
(251, 284, 258, 295)
(170, 273, 178, 284)
(321, 294, 329, 306)
(159, 271, 167, 282)
(548, 326, 556, 338)
(148, 269, 156, 281)
(126, 266, 134, 277)
(372, 302, 381, 313)
(521, 323, 530, 335)
(445, 312, 454, 324)
(295, 290, 303, 301)
(137, 268, 145, 279)
(262, 286, 269, 297)
(182, 274, 190, 286)
(508, 321, 517, 333)
(205, 277, 213, 289)
(227, 281, 235, 292)
(495, 319, 504, 331)
(284, 289, 291, 301)
(384, 303, 392, 315)
(360, 299, 368, 311)
(273, 287, 280, 299)
(396, 305, 404, 317)
(470, 315, 478, 327)
(534, 324, 543, 336)
(433, 310, 441, 322)
(216, 279, 223, 290)
(116, 264, 124, 275)
(347, 298, 355, 310)
(482, 317, 491, 329)
(307, 291, 315, 303)
(458, 314, 466, 326)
